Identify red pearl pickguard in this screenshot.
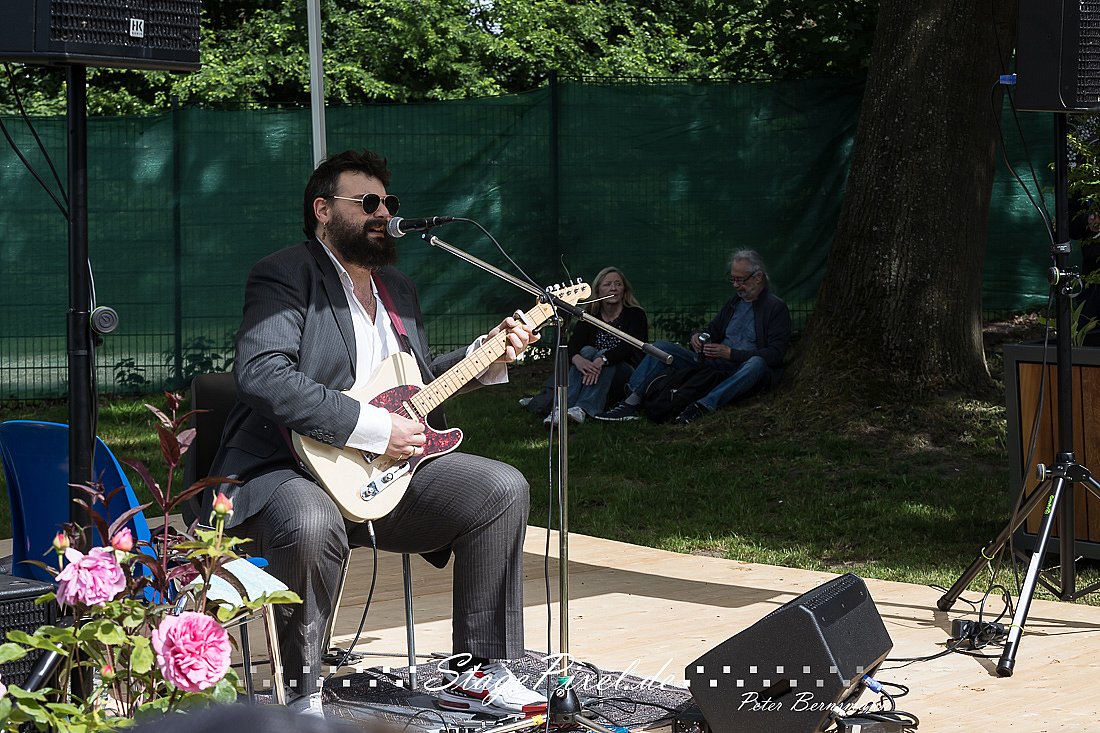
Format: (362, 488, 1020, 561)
(369, 383, 463, 471)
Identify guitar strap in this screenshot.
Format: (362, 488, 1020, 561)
(284, 272, 409, 476)
(372, 272, 408, 342)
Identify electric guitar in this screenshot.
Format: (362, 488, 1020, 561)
(292, 281, 591, 522)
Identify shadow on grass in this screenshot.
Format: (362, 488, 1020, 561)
(449, 362, 1090, 598)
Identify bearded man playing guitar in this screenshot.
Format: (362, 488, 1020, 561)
(206, 149, 547, 716)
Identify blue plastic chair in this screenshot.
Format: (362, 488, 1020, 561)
(0, 420, 154, 585)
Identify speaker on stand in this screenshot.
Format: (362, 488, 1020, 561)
(0, 574, 61, 689)
(0, 4, 200, 698)
(1014, 0, 1100, 113)
(0, 0, 200, 520)
(0, 0, 200, 71)
(685, 573, 893, 733)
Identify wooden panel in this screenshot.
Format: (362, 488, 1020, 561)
(1017, 362, 1056, 535)
(1082, 366, 1100, 542)
(1014, 354, 1100, 544)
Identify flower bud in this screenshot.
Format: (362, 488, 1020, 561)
(52, 532, 70, 554)
(110, 528, 134, 553)
(213, 492, 234, 518)
(102, 663, 115, 679)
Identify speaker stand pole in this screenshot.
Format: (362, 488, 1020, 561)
(938, 113, 1100, 675)
(66, 63, 94, 517)
(65, 62, 94, 699)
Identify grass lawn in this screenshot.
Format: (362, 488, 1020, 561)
(2, 318, 1097, 608)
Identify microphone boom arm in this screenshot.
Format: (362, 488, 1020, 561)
(423, 233, 671, 364)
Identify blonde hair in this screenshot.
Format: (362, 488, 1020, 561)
(587, 266, 642, 316)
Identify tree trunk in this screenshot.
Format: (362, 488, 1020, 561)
(795, 0, 1017, 399)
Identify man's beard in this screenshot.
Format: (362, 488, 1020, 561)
(327, 212, 398, 268)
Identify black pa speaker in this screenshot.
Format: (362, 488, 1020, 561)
(0, 0, 200, 71)
(0, 574, 61, 689)
(1014, 0, 1100, 112)
(685, 573, 893, 733)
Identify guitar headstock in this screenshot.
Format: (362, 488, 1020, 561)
(547, 280, 591, 307)
(528, 280, 592, 327)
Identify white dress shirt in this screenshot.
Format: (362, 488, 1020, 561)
(320, 243, 507, 454)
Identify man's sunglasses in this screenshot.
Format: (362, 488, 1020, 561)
(330, 193, 401, 216)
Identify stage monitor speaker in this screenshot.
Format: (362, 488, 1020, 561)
(0, 574, 61, 689)
(685, 573, 893, 733)
(1014, 0, 1100, 112)
(0, 0, 200, 71)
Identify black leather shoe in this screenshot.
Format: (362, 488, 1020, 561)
(673, 402, 705, 424)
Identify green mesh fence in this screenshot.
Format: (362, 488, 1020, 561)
(0, 77, 1055, 399)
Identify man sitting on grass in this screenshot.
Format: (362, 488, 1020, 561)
(594, 249, 791, 424)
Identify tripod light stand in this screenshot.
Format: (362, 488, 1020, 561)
(938, 113, 1100, 676)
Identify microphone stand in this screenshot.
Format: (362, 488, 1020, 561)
(422, 232, 671, 730)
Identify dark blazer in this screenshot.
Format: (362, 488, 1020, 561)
(701, 286, 792, 388)
(210, 239, 468, 527)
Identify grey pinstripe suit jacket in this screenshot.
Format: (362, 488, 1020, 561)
(210, 238, 469, 528)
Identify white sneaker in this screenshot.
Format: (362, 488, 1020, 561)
(543, 408, 559, 425)
(566, 406, 586, 424)
(518, 396, 533, 408)
(436, 661, 548, 715)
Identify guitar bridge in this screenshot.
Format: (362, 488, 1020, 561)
(360, 461, 412, 501)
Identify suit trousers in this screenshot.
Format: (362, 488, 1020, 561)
(230, 451, 530, 696)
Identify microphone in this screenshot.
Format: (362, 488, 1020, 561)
(385, 216, 456, 238)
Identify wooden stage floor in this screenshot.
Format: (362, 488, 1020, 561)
(4, 530, 1098, 730)
(329, 528, 1100, 732)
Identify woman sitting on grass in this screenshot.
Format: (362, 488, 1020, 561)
(521, 266, 649, 424)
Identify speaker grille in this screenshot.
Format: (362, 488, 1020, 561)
(0, 575, 60, 689)
(49, 0, 200, 52)
(1078, 1, 1100, 106)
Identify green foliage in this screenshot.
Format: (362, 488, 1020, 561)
(0, 0, 879, 114)
(1068, 121, 1100, 207)
(0, 394, 300, 731)
(1039, 297, 1098, 347)
(163, 335, 235, 391)
(650, 310, 711, 344)
(113, 358, 151, 395)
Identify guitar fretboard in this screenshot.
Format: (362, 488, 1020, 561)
(409, 302, 550, 417)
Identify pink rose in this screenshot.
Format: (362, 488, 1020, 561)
(55, 547, 126, 608)
(110, 528, 134, 552)
(212, 492, 233, 518)
(151, 612, 231, 692)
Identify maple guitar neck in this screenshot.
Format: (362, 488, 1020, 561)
(407, 299, 550, 417)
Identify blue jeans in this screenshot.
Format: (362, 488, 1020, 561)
(624, 340, 768, 412)
(550, 345, 632, 416)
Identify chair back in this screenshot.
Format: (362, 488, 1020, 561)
(184, 372, 237, 489)
(181, 372, 237, 526)
(0, 420, 153, 584)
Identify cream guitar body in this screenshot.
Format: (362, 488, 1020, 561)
(292, 282, 590, 522)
